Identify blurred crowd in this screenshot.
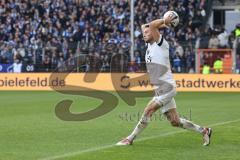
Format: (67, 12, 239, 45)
(0, 0, 239, 73)
(133, 0, 208, 73)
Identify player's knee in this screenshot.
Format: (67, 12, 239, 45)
(170, 119, 180, 127)
(144, 107, 154, 117)
(143, 107, 149, 114)
(144, 108, 151, 116)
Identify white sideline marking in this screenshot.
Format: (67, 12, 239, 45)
(39, 118, 240, 160)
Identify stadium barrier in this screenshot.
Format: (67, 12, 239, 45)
(0, 73, 240, 92)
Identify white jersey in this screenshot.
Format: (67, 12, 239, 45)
(145, 35, 176, 87)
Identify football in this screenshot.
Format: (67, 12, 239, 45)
(163, 11, 179, 27)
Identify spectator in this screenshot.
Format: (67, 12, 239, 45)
(202, 53, 214, 68)
(100, 55, 110, 72)
(213, 57, 223, 74)
(228, 34, 236, 49)
(67, 53, 76, 71)
(192, 9, 204, 28)
(57, 57, 67, 72)
(185, 47, 195, 73)
(13, 59, 22, 73)
(175, 42, 184, 58)
(128, 61, 138, 72)
(218, 28, 229, 48)
(17, 43, 26, 58)
(43, 56, 51, 72)
(235, 24, 240, 37)
(173, 54, 182, 73)
(134, 51, 141, 68)
(0, 0, 211, 73)
(199, 25, 211, 49)
(236, 55, 240, 74)
(208, 35, 219, 49)
(209, 53, 214, 67)
(202, 62, 210, 74)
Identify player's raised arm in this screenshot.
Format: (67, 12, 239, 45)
(149, 19, 168, 29)
(141, 19, 168, 32)
(141, 15, 175, 43)
(150, 14, 174, 29)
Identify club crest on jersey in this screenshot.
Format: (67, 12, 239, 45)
(147, 55, 152, 63)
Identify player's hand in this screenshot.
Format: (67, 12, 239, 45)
(164, 14, 174, 26)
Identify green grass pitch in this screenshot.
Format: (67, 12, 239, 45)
(0, 91, 239, 160)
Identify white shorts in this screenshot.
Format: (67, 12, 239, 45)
(152, 88, 177, 113)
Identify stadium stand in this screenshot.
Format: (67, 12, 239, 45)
(0, 0, 238, 73)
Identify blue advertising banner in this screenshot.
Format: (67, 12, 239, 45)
(0, 63, 13, 72)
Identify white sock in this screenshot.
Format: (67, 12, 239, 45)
(127, 113, 150, 141)
(179, 118, 204, 134)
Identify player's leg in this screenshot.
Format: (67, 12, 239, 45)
(116, 87, 177, 145)
(164, 107, 212, 146)
(164, 108, 204, 132)
(127, 99, 161, 141)
(116, 99, 160, 145)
